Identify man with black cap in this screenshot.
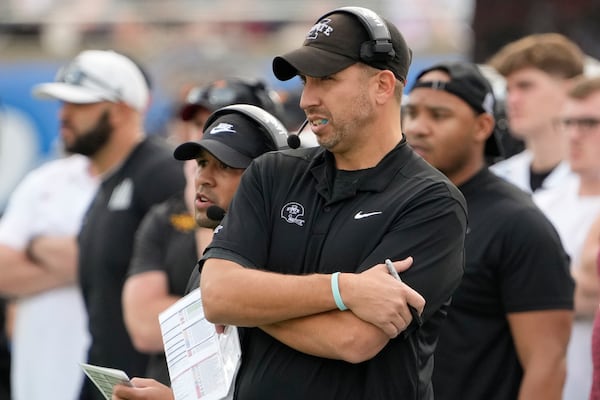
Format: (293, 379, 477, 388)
(404, 61, 574, 400)
(121, 79, 288, 387)
(113, 105, 288, 400)
(197, 7, 467, 400)
(179, 77, 285, 132)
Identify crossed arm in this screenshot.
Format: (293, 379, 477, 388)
(112, 257, 423, 400)
(0, 236, 78, 297)
(201, 256, 424, 363)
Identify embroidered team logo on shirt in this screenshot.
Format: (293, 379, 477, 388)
(281, 202, 305, 226)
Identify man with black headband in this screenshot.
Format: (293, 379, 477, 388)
(404, 61, 574, 400)
(197, 7, 467, 400)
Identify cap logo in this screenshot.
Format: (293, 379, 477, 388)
(209, 122, 236, 135)
(306, 18, 334, 40)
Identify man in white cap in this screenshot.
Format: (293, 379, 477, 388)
(33, 49, 185, 400)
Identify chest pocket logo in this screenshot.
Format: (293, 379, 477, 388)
(281, 202, 305, 226)
(108, 178, 133, 211)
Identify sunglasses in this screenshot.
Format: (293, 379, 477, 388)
(55, 62, 121, 101)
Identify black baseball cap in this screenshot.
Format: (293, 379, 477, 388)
(272, 9, 412, 82)
(173, 112, 277, 168)
(411, 61, 502, 157)
(179, 78, 279, 121)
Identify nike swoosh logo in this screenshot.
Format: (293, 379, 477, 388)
(354, 211, 383, 220)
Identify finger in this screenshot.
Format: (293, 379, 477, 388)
(392, 256, 413, 273)
(384, 321, 399, 338)
(404, 286, 426, 316)
(215, 324, 226, 334)
(387, 315, 409, 338)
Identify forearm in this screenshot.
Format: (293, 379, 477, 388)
(29, 236, 78, 281)
(518, 354, 566, 400)
(201, 259, 337, 326)
(261, 310, 388, 363)
(0, 247, 67, 297)
(124, 295, 181, 353)
(202, 257, 423, 338)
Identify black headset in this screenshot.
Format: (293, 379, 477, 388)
(287, 7, 395, 149)
(203, 104, 290, 222)
(203, 104, 289, 151)
(319, 6, 395, 63)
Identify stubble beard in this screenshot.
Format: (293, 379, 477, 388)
(318, 87, 374, 151)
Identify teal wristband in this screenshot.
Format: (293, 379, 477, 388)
(331, 272, 348, 311)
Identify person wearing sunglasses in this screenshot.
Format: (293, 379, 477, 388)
(33, 49, 186, 400)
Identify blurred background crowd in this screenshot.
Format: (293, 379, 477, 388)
(1, 1, 600, 399)
(0, 0, 598, 212)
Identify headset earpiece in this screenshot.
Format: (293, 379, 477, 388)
(317, 6, 395, 63)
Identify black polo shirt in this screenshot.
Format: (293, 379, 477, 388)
(204, 137, 468, 400)
(78, 137, 185, 400)
(432, 168, 574, 400)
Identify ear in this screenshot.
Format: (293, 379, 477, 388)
(474, 113, 495, 146)
(374, 70, 397, 104)
(107, 102, 130, 124)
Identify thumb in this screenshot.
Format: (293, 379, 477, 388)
(393, 256, 413, 273)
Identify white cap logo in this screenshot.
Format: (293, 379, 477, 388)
(306, 18, 334, 40)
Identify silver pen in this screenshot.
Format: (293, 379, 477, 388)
(384, 258, 423, 327)
(385, 258, 402, 281)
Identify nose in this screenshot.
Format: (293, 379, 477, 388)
(195, 164, 216, 189)
(299, 78, 319, 111)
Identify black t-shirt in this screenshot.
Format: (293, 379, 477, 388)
(128, 192, 198, 385)
(203, 138, 468, 400)
(529, 165, 555, 192)
(432, 168, 574, 400)
(78, 137, 185, 400)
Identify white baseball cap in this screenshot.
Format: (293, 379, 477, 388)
(33, 50, 150, 112)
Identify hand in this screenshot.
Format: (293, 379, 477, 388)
(112, 378, 174, 400)
(341, 257, 425, 338)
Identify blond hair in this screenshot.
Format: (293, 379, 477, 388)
(567, 76, 600, 100)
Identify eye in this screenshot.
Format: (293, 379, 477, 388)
(403, 106, 417, 119)
(581, 118, 600, 130)
(218, 161, 232, 170)
(431, 110, 450, 121)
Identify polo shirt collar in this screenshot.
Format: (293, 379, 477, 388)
(310, 135, 410, 198)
